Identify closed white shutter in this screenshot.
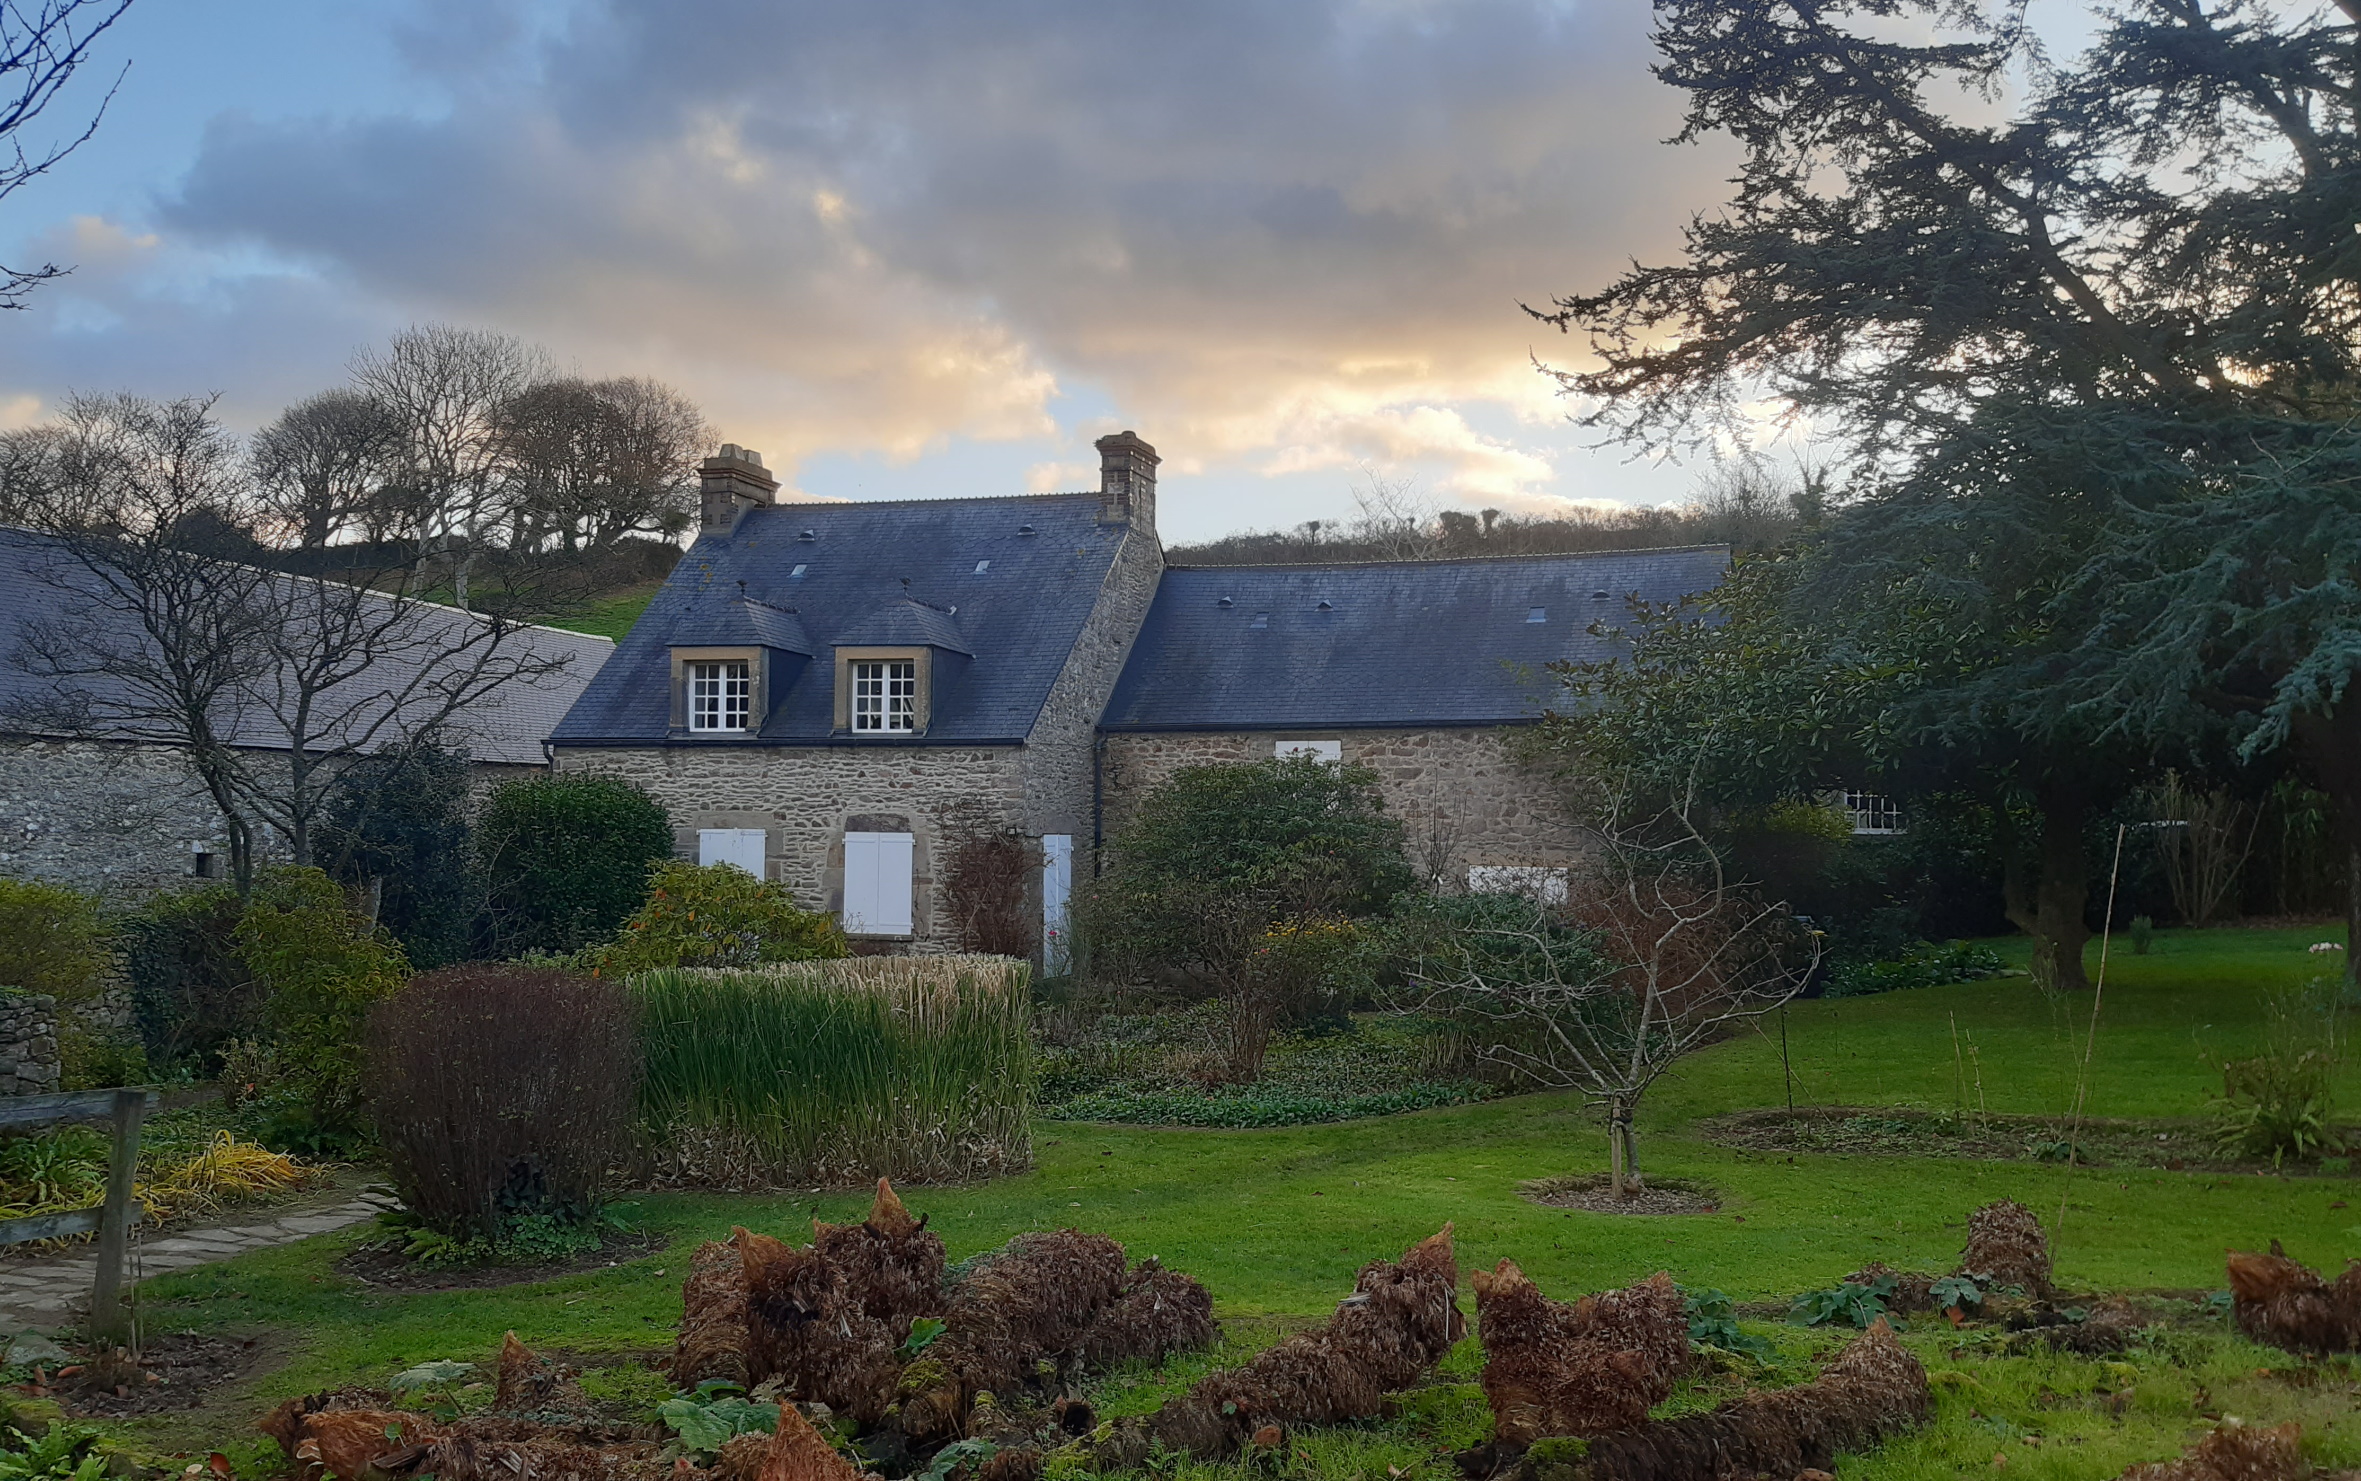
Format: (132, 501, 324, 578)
(698, 828, 768, 878)
(842, 831, 915, 935)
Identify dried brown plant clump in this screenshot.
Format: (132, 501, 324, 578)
(399, 1430, 665, 1481)
(2226, 1245, 2361, 1356)
(897, 1230, 1131, 1443)
(1573, 1320, 1929, 1481)
(812, 1179, 947, 1336)
(2118, 1422, 2308, 1481)
(717, 1403, 876, 1481)
(741, 1229, 904, 1424)
(1079, 1259, 1218, 1368)
(1959, 1199, 2051, 1294)
(1473, 1262, 1688, 1446)
(258, 1399, 443, 1481)
(493, 1332, 581, 1412)
(2006, 1302, 2141, 1357)
(1843, 1261, 1936, 1313)
(1147, 1226, 1465, 1458)
(677, 1230, 760, 1389)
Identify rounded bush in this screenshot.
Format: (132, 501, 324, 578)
(477, 773, 674, 954)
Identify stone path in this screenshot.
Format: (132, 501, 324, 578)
(0, 1187, 398, 1336)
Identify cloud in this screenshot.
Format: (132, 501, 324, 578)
(2, 0, 1738, 520)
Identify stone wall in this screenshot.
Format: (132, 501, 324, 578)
(1098, 725, 1588, 883)
(552, 744, 1029, 948)
(0, 736, 546, 903)
(1022, 522, 1164, 838)
(0, 993, 61, 1097)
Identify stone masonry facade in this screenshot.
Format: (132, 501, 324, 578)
(1098, 726, 1586, 885)
(554, 743, 1028, 946)
(1021, 522, 1163, 838)
(0, 739, 233, 899)
(0, 992, 62, 1097)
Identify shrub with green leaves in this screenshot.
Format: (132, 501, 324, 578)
(1681, 1285, 1771, 1355)
(2213, 977, 2346, 1166)
(1790, 1275, 1898, 1329)
(659, 1381, 778, 1458)
(121, 884, 263, 1074)
(234, 867, 410, 1152)
(591, 861, 846, 975)
(1823, 939, 2007, 999)
(0, 879, 106, 1002)
(318, 737, 483, 969)
(477, 773, 674, 954)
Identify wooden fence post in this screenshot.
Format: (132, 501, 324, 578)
(87, 1087, 145, 1350)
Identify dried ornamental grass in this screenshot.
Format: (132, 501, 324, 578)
(634, 957, 1033, 1187)
(676, 1230, 760, 1389)
(1473, 1261, 1688, 1445)
(1079, 1260, 1218, 1367)
(1571, 1320, 1930, 1481)
(895, 1229, 1131, 1443)
(2117, 1423, 2308, 1481)
(1146, 1226, 1463, 1458)
(811, 1178, 946, 1333)
(741, 1227, 903, 1424)
(2226, 1244, 2361, 1355)
(1959, 1198, 2052, 1294)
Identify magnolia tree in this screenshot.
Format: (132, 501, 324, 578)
(1402, 784, 1818, 1200)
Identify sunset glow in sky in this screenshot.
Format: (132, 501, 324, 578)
(1, 0, 1777, 541)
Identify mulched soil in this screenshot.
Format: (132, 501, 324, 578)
(40, 1331, 268, 1417)
(1522, 1175, 1722, 1216)
(336, 1229, 664, 1292)
(1699, 1106, 2332, 1173)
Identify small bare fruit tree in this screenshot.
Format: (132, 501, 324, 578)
(1404, 782, 1818, 1200)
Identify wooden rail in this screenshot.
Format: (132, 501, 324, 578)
(0, 1085, 217, 1349)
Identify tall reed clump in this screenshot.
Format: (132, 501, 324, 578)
(633, 955, 1034, 1187)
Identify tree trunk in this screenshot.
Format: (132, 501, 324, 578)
(2003, 780, 2091, 992)
(2291, 703, 2361, 989)
(1608, 1095, 1628, 1200)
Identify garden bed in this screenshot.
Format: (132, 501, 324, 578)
(1521, 1174, 1723, 1215)
(1699, 1106, 2348, 1175)
(1038, 1007, 1495, 1127)
(336, 1226, 665, 1291)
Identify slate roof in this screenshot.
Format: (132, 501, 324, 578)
(1100, 546, 1731, 731)
(552, 493, 1132, 746)
(668, 594, 814, 654)
(0, 525, 613, 767)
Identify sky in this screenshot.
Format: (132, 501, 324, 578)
(1, 0, 1803, 543)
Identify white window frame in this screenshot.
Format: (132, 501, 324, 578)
(1042, 834, 1073, 975)
(842, 830, 915, 935)
(698, 828, 768, 878)
(851, 658, 918, 733)
(1843, 790, 1905, 836)
(1275, 739, 1342, 763)
(687, 659, 752, 733)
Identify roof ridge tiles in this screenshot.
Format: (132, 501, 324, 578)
(765, 490, 1103, 511)
(1161, 541, 1733, 572)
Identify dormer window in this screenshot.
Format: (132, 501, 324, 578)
(851, 658, 918, 732)
(688, 659, 752, 732)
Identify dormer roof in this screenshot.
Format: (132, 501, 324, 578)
(831, 597, 972, 656)
(668, 594, 814, 655)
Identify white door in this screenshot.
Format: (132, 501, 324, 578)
(842, 831, 915, 935)
(698, 828, 768, 878)
(1041, 834, 1073, 974)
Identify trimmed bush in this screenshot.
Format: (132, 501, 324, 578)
(478, 773, 674, 954)
(367, 966, 638, 1240)
(121, 884, 264, 1073)
(0, 878, 106, 1001)
(318, 737, 482, 969)
(634, 956, 1032, 1186)
(592, 860, 847, 975)
(234, 867, 410, 1152)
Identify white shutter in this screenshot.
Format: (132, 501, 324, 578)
(843, 831, 915, 935)
(698, 828, 768, 878)
(1041, 834, 1073, 974)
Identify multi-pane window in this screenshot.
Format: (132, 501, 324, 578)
(851, 658, 918, 732)
(688, 659, 751, 732)
(1844, 790, 1905, 835)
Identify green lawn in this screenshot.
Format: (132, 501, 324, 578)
(544, 584, 661, 642)
(91, 924, 2361, 1475)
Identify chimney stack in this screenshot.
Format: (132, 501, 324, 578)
(1094, 430, 1158, 530)
(699, 444, 779, 537)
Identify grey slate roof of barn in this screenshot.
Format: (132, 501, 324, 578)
(1100, 545, 1732, 731)
(0, 525, 614, 766)
(551, 493, 1129, 746)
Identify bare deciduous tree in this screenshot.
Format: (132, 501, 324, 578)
(249, 388, 408, 549)
(1405, 779, 1819, 1200)
(8, 392, 583, 892)
(2, 0, 132, 308)
(2150, 771, 2261, 928)
(350, 324, 551, 607)
(493, 375, 709, 551)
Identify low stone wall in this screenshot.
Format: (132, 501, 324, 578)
(0, 993, 62, 1097)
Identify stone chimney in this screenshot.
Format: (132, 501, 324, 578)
(1094, 430, 1158, 530)
(699, 444, 779, 537)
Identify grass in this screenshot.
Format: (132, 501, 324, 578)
(632, 957, 1035, 1186)
(71, 923, 2361, 1478)
(543, 584, 661, 642)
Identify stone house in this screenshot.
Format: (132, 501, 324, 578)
(549, 434, 1727, 961)
(0, 526, 615, 899)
